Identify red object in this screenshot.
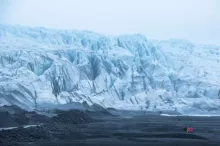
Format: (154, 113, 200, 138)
(187, 127, 194, 133)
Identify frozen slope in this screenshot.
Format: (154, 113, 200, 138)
(0, 25, 220, 114)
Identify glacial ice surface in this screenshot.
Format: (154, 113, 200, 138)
(0, 24, 220, 114)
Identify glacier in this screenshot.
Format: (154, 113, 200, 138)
(0, 24, 220, 114)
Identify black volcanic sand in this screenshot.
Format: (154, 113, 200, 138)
(0, 109, 220, 146)
(0, 105, 50, 128)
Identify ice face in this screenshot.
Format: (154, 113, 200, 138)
(0, 24, 220, 114)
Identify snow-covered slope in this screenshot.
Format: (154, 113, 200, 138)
(0, 25, 220, 114)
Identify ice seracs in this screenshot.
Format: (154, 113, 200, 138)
(0, 24, 220, 114)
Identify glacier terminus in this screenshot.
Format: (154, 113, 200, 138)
(0, 25, 220, 115)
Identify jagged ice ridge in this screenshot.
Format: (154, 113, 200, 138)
(0, 25, 220, 114)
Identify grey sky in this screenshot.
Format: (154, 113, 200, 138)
(0, 0, 219, 45)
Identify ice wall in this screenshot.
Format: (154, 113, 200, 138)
(0, 25, 220, 114)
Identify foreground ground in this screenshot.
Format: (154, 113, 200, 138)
(0, 108, 220, 146)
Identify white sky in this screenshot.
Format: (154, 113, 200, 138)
(0, 0, 220, 45)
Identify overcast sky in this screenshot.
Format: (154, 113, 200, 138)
(0, 0, 219, 45)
